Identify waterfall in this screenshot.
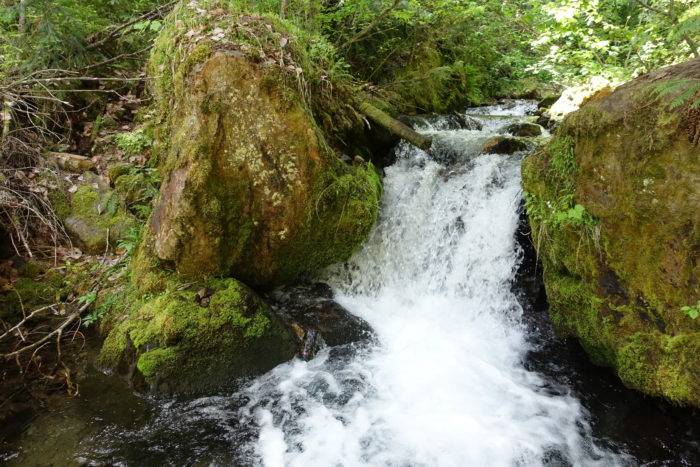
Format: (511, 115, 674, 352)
(230, 102, 623, 466)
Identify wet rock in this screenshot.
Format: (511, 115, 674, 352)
(536, 113, 554, 130)
(505, 122, 542, 137)
(481, 136, 528, 155)
(400, 112, 482, 131)
(268, 282, 375, 360)
(537, 95, 560, 110)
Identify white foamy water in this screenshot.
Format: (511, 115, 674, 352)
(231, 104, 623, 466)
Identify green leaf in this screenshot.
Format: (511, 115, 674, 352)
(78, 291, 96, 306)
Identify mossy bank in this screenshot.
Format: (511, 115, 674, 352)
(522, 58, 700, 406)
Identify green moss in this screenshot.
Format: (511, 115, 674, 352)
(97, 276, 297, 395)
(0, 277, 57, 320)
(64, 185, 136, 254)
(136, 347, 178, 380)
(107, 162, 133, 181)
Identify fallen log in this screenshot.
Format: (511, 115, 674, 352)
(45, 151, 96, 173)
(359, 101, 432, 151)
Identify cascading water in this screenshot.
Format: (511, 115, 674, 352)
(222, 102, 624, 466)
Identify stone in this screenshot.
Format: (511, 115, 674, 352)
(481, 136, 528, 155)
(522, 57, 700, 406)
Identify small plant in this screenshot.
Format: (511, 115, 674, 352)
(77, 290, 97, 307)
(83, 294, 119, 327)
(114, 130, 152, 156)
(681, 301, 700, 320)
(116, 226, 141, 257)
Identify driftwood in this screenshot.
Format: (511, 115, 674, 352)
(45, 151, 95, 173)
(359, 101, 432, 151)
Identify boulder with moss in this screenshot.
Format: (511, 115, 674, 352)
(139, 1, 381, 287)
(522, 58, 700, 406)
(98, 277, 297, 395)
(63, 184, 136, 254)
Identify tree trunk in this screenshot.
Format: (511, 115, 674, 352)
(18, 0, 27, 35)
(280, 0, 288, 19)
(359, 101, 432, 151)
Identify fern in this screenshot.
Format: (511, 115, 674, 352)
(652, 79, 700, 109)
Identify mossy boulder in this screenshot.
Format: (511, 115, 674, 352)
(141, 1, 381, 287)
(522, 58, 700, 406)
(481, 136, 528, 155)
(98, 277, 296, 395)
(64, 185, 136, 254)
(505, 122, 542, 137)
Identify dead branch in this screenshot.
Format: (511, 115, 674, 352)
(45, 151, 96, 173)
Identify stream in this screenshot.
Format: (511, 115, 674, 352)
(2, 102, 698, 466)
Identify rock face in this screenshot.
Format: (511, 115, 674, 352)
(268, 282, 374, 352)
(522, 59, 700, 406)
(98, 278, 296, 395)
(142, 3, 381, 287)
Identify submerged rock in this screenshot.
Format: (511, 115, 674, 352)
(140, 1, 381, 287)
(504, 122, 542, 137)
(98, 278, 296, 395)
(522, 58, 700, 406)
(268, 282, 374, 360)
(481, 136, 528, 155)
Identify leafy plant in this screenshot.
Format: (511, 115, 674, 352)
(116, 226, 142, 257)
(681, 301, 700, 320)
(83, 293, 118, 327)
(114, 130, 153, 156)
(77, 290, 97, 307)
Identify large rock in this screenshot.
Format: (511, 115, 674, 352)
(522, 59, 700, 406)
(98, 278, 296, 395)
(142, 2, 381, 287)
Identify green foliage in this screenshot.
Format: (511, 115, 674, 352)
(114, 130, 153, 155)
(681, 302, 700, 320)
(529, 0, 699, 83)
(651, 78, 700, 109)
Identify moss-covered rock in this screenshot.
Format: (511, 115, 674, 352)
(64, 185, 136, 254)
(98, 277, 296, 395)
(522, 58, 700, 406)
(141, 0, 381, 287)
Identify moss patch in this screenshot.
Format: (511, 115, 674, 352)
(98, 277, 296, 395)
(64, 185, 136, 254)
